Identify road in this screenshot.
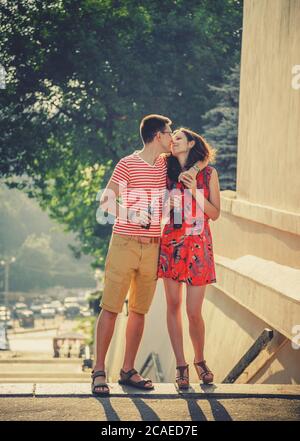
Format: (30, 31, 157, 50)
(1, 396, 300, 421)
(0, 317, 90, 382)
(8, 328, 57, 354)
(5, 317, 76, 357)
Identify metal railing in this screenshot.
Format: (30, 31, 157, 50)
(222, 328, 274, 383)
(140, 352, 164, 383)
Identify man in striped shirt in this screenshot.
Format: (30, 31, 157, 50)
(91, 115, 201, 395)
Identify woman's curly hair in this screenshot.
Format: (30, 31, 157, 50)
(167, 127, 216, 182)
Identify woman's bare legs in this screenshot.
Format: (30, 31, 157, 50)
(186, 284, 213, 383)
(163, 278, 188, 387)
(186, 284, 206, 363)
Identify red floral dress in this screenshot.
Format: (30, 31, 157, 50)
(158, 166, 217, 286)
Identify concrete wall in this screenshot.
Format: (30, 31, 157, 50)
(135, 280, 274, 384)
(237, 0, 300, 212)
(206, 0, 300, 383)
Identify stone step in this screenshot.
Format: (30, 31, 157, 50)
(1, 383, 300, 397)
(0, 358, 83, 364)
(0, 373, 90, 379)
(0, 378, 90, 384)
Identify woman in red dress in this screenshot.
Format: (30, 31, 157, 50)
(158, 128, 220, 389)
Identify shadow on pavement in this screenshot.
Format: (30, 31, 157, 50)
(184, 398, 207, 421)
(181, 397, 232, 421)
(94, 397, 160, 421)
(95, 397, 121, 421)
(132, 398, 160, 421)
(209, 398, 233, 421)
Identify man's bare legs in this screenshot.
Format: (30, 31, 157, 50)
(163, 278, 188, 387)
(121, 310, 153, 387)
(93, 309, 152, 391)
(93, 308, 118, 393)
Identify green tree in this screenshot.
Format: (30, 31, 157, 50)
(0, 0, 243, 263)
(0, 185, 95, 291)
(203, 62, 240, 190)
(11, 234, 55, 291)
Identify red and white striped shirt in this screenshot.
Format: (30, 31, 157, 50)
(110, 151, 167, 237)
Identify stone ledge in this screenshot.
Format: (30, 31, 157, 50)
(0, 378, 91, 384)
(215, 254, 300, 303)
(220, 191, 300, 236)
(7, 326, 58, 335)
(0, 358, 83, 364)
(214, 254, 300, 340)
(1, 383, 300, 398)
(0, 383, 34, 396)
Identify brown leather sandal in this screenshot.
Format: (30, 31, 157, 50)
(194, 360, 214, 384)
(91, 369, 110, 396)
(176, 364, 189, 390)
(118, 368, 154, 390)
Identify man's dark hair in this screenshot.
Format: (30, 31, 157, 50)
(140, 114, 172, 144)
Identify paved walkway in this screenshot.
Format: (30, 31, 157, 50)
(0, 383, 299, 421)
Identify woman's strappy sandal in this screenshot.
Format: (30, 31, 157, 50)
(194, 360, 214, 384)
(176, 364, 190, 390)
(91, 369, 110, 396)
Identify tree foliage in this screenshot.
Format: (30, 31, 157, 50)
(0, 185, 95, 291)
(0, 0, 243, 265)
(203, 62, 240, 190)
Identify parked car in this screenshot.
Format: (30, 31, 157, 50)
(0, 306, 10, 319)
(64, 296, 78, 306)
(64, 303, 80, 319)
(41, 307, 56, 319)
(12, 303, 28, 319)
(50, 300, 63, 314)
(18, 310, 35, 328)
(31, 304, 43, 316)
(57, 305, 65, 315)
(0, 309, 13, 329)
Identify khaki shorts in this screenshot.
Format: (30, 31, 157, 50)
(100, 233, 160, 315)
